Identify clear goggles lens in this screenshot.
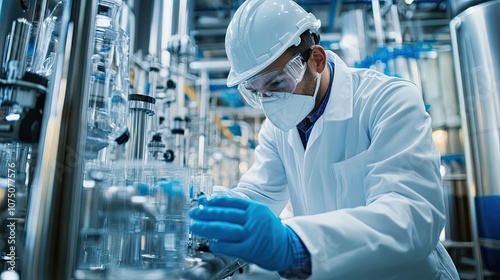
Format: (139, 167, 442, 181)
(238, 53, 307, 109)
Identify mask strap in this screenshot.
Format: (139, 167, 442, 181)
(312, 73, 321, 99)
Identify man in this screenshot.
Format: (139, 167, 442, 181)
(189, 0, 460, 279)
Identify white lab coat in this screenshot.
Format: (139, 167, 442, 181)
(232, 51, 459, 279)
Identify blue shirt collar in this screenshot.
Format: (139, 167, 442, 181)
(297, 61, 335, 131)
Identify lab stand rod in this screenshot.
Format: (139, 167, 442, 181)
(177, 61, 187, 117)
(198, 69, 209, 170)
(199, 70, 209, 120)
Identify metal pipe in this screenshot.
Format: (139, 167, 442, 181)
(172, 116, 186, 167)
(176, 60, 187, 117)
(450, 16, 483, 280)
(119, 1, 135, 53)
(371, 0, 385, 48)
(128, 109, 149, 160)
(127, 94, 156, 160)
(188, 59, 231, 171)
(178, 0, 190, 38)
(148, 0, 162, 57)
(197, 70, 209, 171)
(390, 4, 402, 46)
(199, 70, 209, 123)
(160, 0, 175, 66)
(22, 0, 97, 279)
(174, 0, 193, 118)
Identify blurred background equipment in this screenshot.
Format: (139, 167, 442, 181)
(0, 0, 498, 279)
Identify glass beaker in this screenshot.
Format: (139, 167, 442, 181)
(76, 160, 190, 277)
(188, 173, 214, 255)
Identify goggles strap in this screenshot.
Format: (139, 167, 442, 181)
(313, 33, 320, 44)
(300, 48, 312, 63)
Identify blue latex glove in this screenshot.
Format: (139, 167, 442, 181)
(189, 196, 295, 272)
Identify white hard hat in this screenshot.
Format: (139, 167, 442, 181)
(225, 0, 321, 87)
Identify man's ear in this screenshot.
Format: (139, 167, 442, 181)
(310, 46, 326, 73)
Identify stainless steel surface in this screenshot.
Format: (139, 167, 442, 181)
(448, 0, 490, 17)
(450, 1, 500, 278)
(450, 18, 484, 280)
(128, 100, 155, 113)
(182, 253, 248, 280)
(127, 106, 150, 160)
(0, 2, 65, 277)
(22, 0, 97, 279)
(452, 0, 500, 197)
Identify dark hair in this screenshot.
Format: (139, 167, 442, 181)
(286, 30, 320, 60)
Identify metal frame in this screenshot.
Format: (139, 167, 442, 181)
(22, 1, 97, 279)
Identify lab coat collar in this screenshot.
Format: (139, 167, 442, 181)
(322, 51, 353, 121)
(286, 51, 353, 153)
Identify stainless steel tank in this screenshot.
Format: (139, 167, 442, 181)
(448, 0, 490, 17)
(450, 0, 500, 274)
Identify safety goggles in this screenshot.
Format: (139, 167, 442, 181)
(238, 51, 309, 109)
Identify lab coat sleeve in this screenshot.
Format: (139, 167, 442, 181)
(283, 80, 446, 279)
(232, 119, 290, 216)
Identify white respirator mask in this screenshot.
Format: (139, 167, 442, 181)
(261, 73, 321, 131)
